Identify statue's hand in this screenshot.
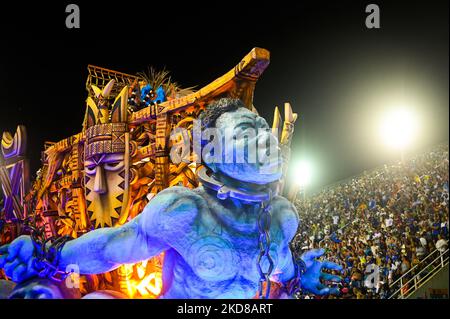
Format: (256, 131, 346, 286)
(0, 236, 38, 283)
(300, 248, 343, 296)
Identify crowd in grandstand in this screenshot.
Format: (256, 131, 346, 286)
(292, 144, 449, 299)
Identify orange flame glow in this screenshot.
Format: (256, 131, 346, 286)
(118, 254, 164, 298)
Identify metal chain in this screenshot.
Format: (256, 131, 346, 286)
(285, 254, 307, 297)
(25, 222, 73, 282)
(256, 192, 274, 299)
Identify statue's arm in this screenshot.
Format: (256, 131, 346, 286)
(59, 215, 167, 274)
(0, 219, 158, 282)
(271, 196, 299, 285)
(60, 186, 200, 275)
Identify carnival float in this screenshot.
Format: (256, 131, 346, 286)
(0, 48, 301, 298)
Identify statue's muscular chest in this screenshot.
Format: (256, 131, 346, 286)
(170, 199, 285, 283)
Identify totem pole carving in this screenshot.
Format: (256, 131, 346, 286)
(84, 81, 131, 228)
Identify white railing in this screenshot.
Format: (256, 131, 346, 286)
(388, 248, 449, 299)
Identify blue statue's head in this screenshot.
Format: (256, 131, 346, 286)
(199, 98, 282, 185)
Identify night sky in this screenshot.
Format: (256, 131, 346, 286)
(0, 0, 448, 193)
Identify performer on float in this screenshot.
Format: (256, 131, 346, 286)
(0, 98, 342, 299)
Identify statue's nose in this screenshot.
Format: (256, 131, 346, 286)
(93, 166, 107, 194)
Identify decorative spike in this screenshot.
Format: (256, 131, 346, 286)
(111, 86, 129, 123)
(99, 108, 110, 124)
(86, 96, 98, 110)
(272, 106, 282, 137)
(278, 101, 299, 196)
(86, 97, 100, 127)
(102, 79, 116, 98)
(91, 85, 102, 98)
(284, 102, 294, 123)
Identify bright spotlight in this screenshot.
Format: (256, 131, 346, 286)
(294, 160, 312, 187)
(379, 108, 417, 150)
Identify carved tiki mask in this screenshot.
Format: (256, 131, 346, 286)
(84, 81, 130, 228)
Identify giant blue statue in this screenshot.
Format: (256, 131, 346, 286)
(0, 98, 342, 299)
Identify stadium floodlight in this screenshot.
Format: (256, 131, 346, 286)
(379, 108, 417, 155)
(294, 160, 312, 188)
(290, 160, 313, 201)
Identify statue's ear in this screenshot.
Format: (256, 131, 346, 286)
(110, 86, 128, 123)
(86, 97, 100, 127)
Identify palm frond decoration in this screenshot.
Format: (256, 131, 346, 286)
(137, 67, 196, 99)
(166, 81, 196, 99)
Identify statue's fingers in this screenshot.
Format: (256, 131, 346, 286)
(315, 286, 330, 296)
(302, 248, 325, 261)
(328, 287, 341, 295)
(317, 283, 326, 289)
(4, 259, 21, 278)
(11, 264, 27, 283)
(304, 283, 321, 295)
(320, 273, 342, 283)
(26, 258, 38, 278)
(316, 286, 341, 296)
(321, 261, 343, 272)
(5, 242, 22, 262)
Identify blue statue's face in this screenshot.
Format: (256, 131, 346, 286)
(205, 107, 282, 185)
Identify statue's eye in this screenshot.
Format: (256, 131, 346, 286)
(107, 161, 120, 168)
(104, 161, 124, 171)
(238, 122, 253, 131)
(85, 164, 97, 175)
